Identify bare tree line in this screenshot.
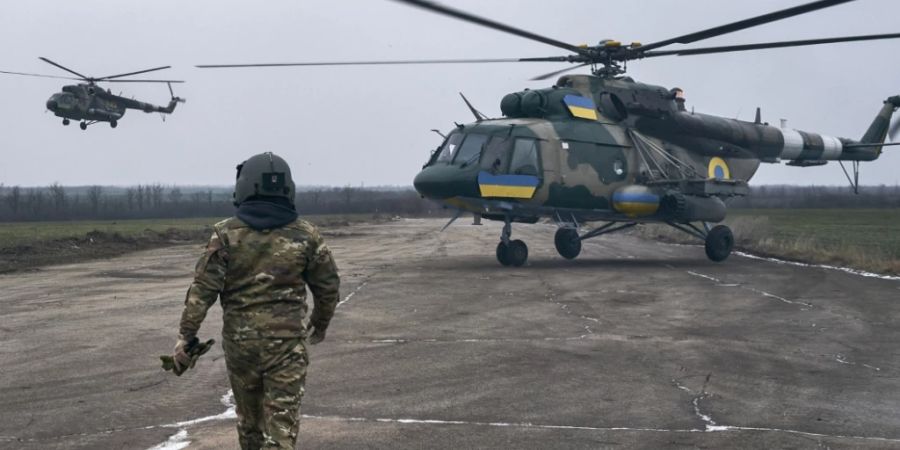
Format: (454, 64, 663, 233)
(0, 183, 896, 222)
(0, 184, 439, 222)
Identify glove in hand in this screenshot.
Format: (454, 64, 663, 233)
(160, 336, 216, 376)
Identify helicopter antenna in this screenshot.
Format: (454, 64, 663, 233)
(459, 92, 487, 122)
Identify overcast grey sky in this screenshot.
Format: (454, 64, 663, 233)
(1, 0, 898, 187)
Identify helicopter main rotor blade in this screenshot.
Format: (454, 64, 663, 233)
(102, 79, 185, 83)
(391, 0, 588, 56)
(97, 66, 172, 81)
(0, 70, 80, 81)
(39, 57, 90, 80)
(641, 32, 900, 58)
(530, 63, 591, 81)
(638, 0, 855, 52)
(196, 57, 570, 68)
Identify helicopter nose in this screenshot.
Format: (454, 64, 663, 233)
(413, 165, 480, 200)
(46, 100, 58, 110)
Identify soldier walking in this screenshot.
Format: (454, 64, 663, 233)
(169, 152, 340, 449)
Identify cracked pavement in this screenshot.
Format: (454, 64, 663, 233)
(1, 218, 900, 449)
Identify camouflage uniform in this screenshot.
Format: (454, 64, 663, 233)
(179, 216, 340, 449)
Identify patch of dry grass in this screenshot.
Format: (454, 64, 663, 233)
(634, 209, 900, 275)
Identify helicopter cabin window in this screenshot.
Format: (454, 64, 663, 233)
(509, 138, 540, 176)
(435, 132, 463, 164)
(452, 133, 488, 166)
(481, 135, 512, 172)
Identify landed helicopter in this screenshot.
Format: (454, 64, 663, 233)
(198, 0, 900, 266)
(0, 57, 185, 130)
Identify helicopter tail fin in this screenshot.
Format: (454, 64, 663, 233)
(859, 95, 900, 145)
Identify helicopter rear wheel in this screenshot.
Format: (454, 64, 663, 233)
(62, 119, 70, 126)
(554, 228, 582, 259)
(110, 120, 117, 129)
(79, 122, 87, 130)
(705, 225, 734, 262)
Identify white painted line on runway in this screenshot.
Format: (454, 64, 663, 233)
(299, 413, 900, 443)
(743, 286, 813, 308)
(146, 391, 236, 450)
(338, 279, 369, 308)
(735, 251, 900, 281)
(147, 429, 189, 450)
(686, 271, 720, 283)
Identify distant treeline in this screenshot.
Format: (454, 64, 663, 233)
(0, 183, 897, 222)
(727, 184, 900, 209)
(0, 184, 438, 222)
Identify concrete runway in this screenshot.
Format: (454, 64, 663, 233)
(2, 218, 900, 449)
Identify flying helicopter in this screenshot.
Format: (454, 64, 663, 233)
(0, 57, 185, 130)
(197, 0, 900, 267)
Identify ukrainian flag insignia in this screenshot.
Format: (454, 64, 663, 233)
(563, 94, 599, 120)
(708, 157, 731, 180)
(478, 171, 540, 199)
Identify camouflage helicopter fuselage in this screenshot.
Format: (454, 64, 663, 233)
(415, 74, 897, 227)
(46, 83, 181, 127)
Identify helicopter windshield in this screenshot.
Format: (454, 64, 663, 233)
(452, 134, 488, 166)
(435, 132, 463, 164)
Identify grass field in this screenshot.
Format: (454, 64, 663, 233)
(0, 217, 218, 248)
(637, 208, 900, 275)
(0, 214, 376, 273)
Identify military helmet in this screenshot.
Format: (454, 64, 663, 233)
(233, 152, 296, 206)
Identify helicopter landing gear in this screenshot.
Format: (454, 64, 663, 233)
(110, 120, 117, 129)
(553, 219, 638, 260)
(495, 217, 528, 267)
(62, 118, 70, 126)
(554, 227, 581, 259)
(79, 121, 87, 130)
(665, 221, 734, 262)
(704, 225, 734, 262)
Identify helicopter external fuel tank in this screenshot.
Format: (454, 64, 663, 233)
(611, 185, 659, 217)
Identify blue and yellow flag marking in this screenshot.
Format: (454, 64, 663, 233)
(563, 94, 599, 120)
(612, 191, 660, 216)
(478, 172, 540, 199)
(708, 157, 731, 180)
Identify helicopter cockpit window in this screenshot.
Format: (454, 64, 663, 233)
(509, 138, 540, 176)
(435, 132, 463, 164)
(481, 136, 511, 172)
(452, 133, 488, 166)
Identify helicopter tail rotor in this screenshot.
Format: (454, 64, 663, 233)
(167, 82, 186, 104)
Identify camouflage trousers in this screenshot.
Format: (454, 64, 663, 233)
(223, 337, 309, 450)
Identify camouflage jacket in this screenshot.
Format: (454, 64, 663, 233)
(179, 217, 340, 340)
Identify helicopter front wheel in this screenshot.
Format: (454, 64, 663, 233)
(62, 119, 70, 126)
(79, 122, 87, 130)
(705, 225, 734, 262)
(496, 240, 528, 267)
(110, 120, 117, 129)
